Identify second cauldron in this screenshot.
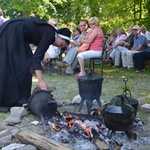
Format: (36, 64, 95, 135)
(102, 95, 136, 132)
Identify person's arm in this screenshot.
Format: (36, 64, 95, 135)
(35, 70, 47, 91)
(80, 28, 100, 44)
(131, 45, 143, 51)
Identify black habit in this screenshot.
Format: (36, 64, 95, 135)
(0, 17, 56, 107)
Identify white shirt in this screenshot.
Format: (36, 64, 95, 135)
(0, 16, 5, 25)
(46, 45, 61, 58)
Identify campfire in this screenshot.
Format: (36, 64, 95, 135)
(44, 109, 145, 150)
(25, 71, 149, 150)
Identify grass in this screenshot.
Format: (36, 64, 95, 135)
(0, 63, 150, 122)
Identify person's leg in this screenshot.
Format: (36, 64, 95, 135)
(121, 50, 128, 68)
(110, 48, 117, 59)
(77, 56, 86, 75)
(114, 46, 128, 66)
(76, 50, 102, 76)
(134, 51, 150, 70)
(65, 51, 79, 74)
(127, 50, 139, 69)
(63, 47, 78, 64)
(114, 50, 121, 66)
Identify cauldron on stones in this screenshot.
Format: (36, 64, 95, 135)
(27, 89, 57, 130)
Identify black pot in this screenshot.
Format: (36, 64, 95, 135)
(110, 95, 139, 116)
(28, 90, 57, 119)
(102, 95, 135, 132)
(77, 75, 103, 101)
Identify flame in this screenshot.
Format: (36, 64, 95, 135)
(52, 123, 62, 131)
(81, 124, 91, 139)
(50, 111, 101, 140)
(97, 109, 101, 115)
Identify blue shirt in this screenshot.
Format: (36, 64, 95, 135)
(133, 33, 147, 48)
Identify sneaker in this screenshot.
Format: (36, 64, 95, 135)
(57, 61, 69, 67)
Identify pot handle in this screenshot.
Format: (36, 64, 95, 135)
(122, 89, 132, 97)
(114, 95, 131, 105)
(121, 77, 132, 97)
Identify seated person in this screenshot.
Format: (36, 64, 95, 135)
(73, 27, 81, 41)
(42, 18, 61, 68)
(44, 45, 61, 59)
(140, 26, 150, 40)
(121, 25, 148, 70)
(106, 28, 127, 65)
(133, 41, 150, 72)
(109, 26, 134, 67)
(105, 30, 117, 60)
(57, 20, 89, 75)
(75, 16, 104, 78)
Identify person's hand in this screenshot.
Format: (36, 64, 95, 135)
(39, 79, 48, 91)
(80, 39, 84, 44)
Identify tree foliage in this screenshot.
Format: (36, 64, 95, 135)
(0, 0, 150, 33)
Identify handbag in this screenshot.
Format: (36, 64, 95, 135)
(78, 43, 90, 52)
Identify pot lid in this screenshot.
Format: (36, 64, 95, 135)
(102, 103, 135, 114)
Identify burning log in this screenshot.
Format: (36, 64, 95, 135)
(16, 130, 72, 150)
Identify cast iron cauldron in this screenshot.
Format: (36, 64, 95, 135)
(28, 90, 57, 119)
(77, 75, 103, 101)
(102, 95, 135, 132)
(116, 77, 139, 116)
(77, 75, 103, 114)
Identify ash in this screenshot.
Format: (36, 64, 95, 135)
(46, 116, 150, 150)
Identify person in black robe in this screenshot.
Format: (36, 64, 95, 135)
(0, 17, 71, 112)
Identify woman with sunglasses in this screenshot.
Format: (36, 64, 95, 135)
(75, 16, 104, 78)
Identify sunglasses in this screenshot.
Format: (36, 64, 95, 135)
(89, 23, 95, 26)
(80, 24, 86, 27)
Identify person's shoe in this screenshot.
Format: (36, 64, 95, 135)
(105, 58, 113, 63)
(113, 65, 119, 68)
(136, 69, 146, 73)
(128, 67, 134, 70)
(64, 72, 71, 76)
(57, 61, 69, 67)
(0, 106, 10, 113)
(106, 63, 113, 66)
(121, 67, 127, 70)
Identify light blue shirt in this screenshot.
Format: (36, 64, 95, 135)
(133, 33, 147, 48)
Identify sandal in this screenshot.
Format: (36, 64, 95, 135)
(0, 106, 10, 113)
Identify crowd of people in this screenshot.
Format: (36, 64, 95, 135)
(0, 8, 150, 113)
(105, 25, 150, 73)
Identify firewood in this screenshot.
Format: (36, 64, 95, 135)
(16, 130, 72, 150)
(95, 139, 109, 150)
